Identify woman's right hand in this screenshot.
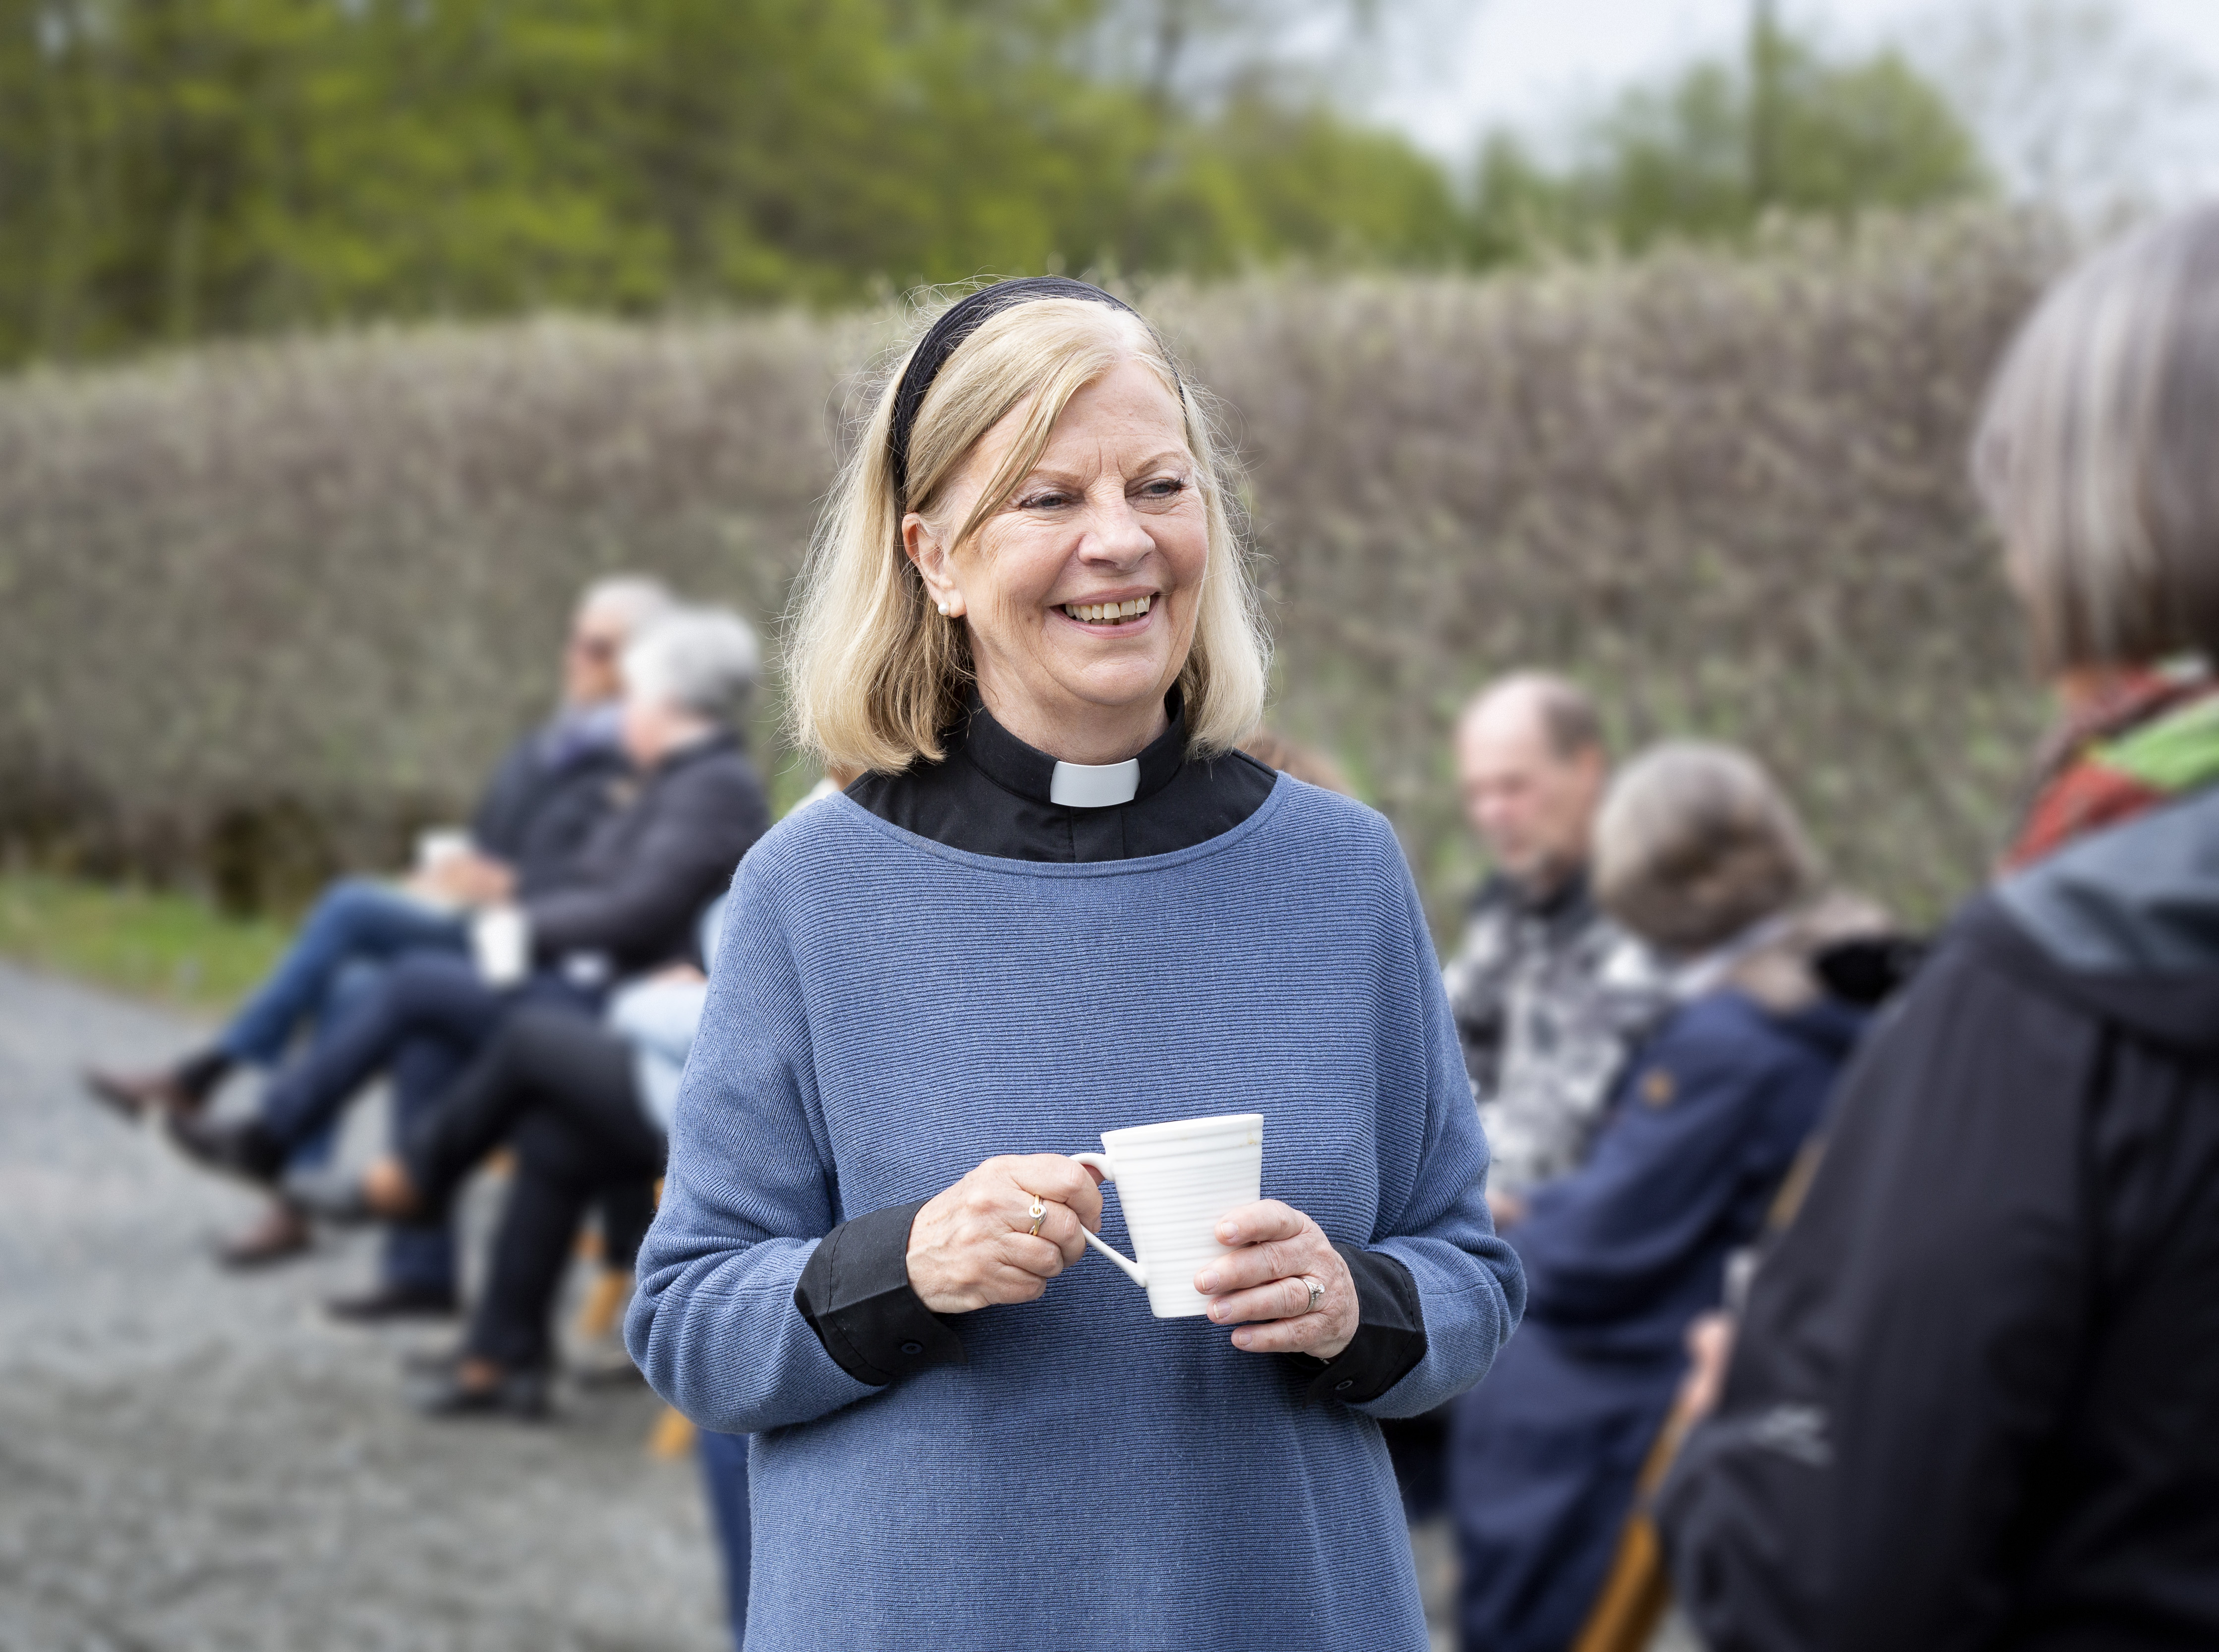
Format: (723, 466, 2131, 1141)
(906, 1154, 1104, 1313)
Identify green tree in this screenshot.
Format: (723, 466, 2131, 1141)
(0, 0, 1466, 366)
(1469, 2, 1990, 263)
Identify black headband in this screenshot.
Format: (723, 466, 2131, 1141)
(885, 277, 1173, 503)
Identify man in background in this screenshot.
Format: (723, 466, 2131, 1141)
(1388, 673, 1664, 1522)
(86, 574, 675, 1276)
(1445, 672, 1662, 1224)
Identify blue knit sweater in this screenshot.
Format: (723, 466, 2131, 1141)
(627, 777, 1524, 1650)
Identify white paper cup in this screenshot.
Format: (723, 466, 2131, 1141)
(415, 828, 471, 873)
(471, 906, 530, 988)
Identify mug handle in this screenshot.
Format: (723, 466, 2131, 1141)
(1069, 1152, 1146, 1289)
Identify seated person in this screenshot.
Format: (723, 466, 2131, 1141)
(84, 574, 675, 1270)
(1450, 742, 1878, 1652)
(297, 916, 717, 1414)
(164, 607, 771, 1319)
(85, 573, 674, 1120)
(1444, 673, 1668, 1221)
(1394, 674, 1668, 1518)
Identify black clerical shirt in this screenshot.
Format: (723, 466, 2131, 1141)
(790, 695, 1429, 1407)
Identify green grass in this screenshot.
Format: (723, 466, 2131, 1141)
(0, 873, 289, 1018)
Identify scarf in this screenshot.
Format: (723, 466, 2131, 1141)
(2004, 663, 2219, 870)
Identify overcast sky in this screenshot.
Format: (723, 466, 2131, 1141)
(1373, 0, 2219, 202)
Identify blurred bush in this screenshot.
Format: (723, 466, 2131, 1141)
(0, 309, 893, 909)
(0, 209, 2063, 927)
(1163, 209, 2062, 928)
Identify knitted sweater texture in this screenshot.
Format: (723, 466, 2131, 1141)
(627, 777, 1523, 1650)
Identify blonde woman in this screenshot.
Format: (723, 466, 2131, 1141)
(626, 278, 1523, 1648)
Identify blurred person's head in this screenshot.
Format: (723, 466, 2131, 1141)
(620, 606, 760, 767)
(1973, 202, 2219, 695)
(1594, 741, 1817, 959)
(566, 575, 677, 708)
(1239, 729, 1352, 795)
(787, 281, 1266, 772)
(1456, 673, 1607, 900)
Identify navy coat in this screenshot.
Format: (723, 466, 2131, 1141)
(1659, 789, 2219, 1651)
(1452, 984, 1861, 1652)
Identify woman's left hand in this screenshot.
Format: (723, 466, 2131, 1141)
(1194, 1200, 1358, 1360)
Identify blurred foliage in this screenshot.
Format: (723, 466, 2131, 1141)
(1169, 210, 2056, 931)
(0, 211, 2065, 930)
(1469, 5, 1989, 262)
(0, 0, 1997, 366)
(0, 870, 286, 1014)
(0, 0, 1457, 365)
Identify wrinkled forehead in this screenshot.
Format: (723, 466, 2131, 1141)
(1030, 357, 1188, 452)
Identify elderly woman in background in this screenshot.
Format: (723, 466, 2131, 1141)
(168, 608, 770, 1319)
(84, 575, 673, 1267)
(1658, 205, 2219, 1652)
(1452, 742, 1874, 1652)
(626, 277, 1523, 1650)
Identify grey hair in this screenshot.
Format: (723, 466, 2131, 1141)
(1972, 203, 2219, 671)
(577, 574, 678, 639)
(1462, 671, 1605, 759)
(622, 606, 761, 721)
(1594, 741, 1816, 956)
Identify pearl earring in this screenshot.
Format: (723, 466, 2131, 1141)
(936, 602, 950, 616)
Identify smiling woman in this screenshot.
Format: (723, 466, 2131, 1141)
(790, 278, 1265, 772)
(627, 279, 1525, 1651)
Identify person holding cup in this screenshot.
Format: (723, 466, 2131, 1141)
(626, 278, 1526, 1650)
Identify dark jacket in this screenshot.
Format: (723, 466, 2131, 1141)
(472, 709, 630, 892)
(1452, 909, 1865, 1652)
(524, 731, 769, 976)
(1658, 786, 2219, 1652)
(1514, 990, 1861, 1359)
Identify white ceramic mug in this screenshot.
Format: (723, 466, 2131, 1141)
(1072, 1112, 1263, 1318)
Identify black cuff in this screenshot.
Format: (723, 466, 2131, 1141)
(794, 1200, 967, 1387)
(1299, 1245, 1427, 1406)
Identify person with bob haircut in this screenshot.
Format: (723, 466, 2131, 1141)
(1657, 204, 2219, 1650)
(625, 278, 1524, 1650)
(1451, 742, 1874, 1652)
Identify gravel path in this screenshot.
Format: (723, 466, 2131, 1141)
(0, 962, 728, 1652)
(0, 959, 1708, 1652)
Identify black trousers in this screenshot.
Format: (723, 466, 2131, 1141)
(406, 1006, 667, 1370)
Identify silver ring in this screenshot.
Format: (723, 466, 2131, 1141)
(1301, 1275, 1325, 1315)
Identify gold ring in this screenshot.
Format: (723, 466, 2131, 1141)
(1026, 1196, 1047, 1237)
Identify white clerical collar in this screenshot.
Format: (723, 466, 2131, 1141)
(1049, 758, 1141, 808)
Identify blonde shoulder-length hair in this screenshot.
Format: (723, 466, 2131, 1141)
(787, 291, 1269, 774)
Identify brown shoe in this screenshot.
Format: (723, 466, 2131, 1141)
(216, 1200, 314, 1270)
(84, 1050, 231, 1120)
(85, 1065, 193, 1121)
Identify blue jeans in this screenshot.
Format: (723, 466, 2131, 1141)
(258, 953, 594, 1296)
(697, 1430, 751, 1650)
(280, 959, 389, 1174)
(219, 879, 466, 1067)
